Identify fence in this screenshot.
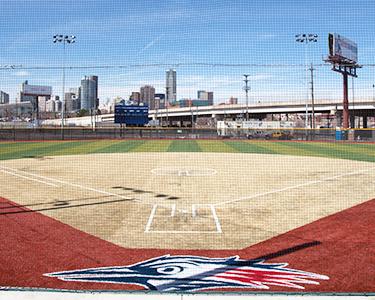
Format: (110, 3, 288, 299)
(0, 127, 374, 142)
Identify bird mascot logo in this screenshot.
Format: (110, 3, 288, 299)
(45, 255, 328, 292)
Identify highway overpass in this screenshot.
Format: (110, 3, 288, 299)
(42, 99, 375, 127)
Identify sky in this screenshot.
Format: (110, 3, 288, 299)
(0, 0, 374, 104)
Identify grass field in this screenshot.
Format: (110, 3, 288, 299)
(0, 139, 375, 162)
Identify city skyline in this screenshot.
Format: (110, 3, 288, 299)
(0, 0, 374, 104)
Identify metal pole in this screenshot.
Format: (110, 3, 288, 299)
(351, 77, 355, 128)
(243, 74, 250, 121)
(343, 72, 349, 129)
(295, 34, 318, 129)
(53, 34, 75, 139)
(61, 40, 66, 139)
(304, 40, 309, 129)
(309, 64, 315, 129)
(165, 86, 169, 127)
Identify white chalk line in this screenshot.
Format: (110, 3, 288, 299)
(145, 204, 222, 234)
(210, 204, 222, 233)
(0, 165, 61, 186)
(144, 204, 158, 233)
(0, 165, 137, 203)
(0, 165, 194, 215)
(0, 169, 59, 187)
(214, 167, 375, 207)
(0, 165, 212, 235)
(170, 203, 176, 217)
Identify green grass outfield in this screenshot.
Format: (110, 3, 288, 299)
(0, 139, 375, 162)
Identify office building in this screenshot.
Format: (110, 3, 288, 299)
(179, 99, 213, 108)
(45, 99, 56, 112)
(65, 91, 79, 112)
(140, 85, 155, 109)
(0, 91, 9, 104)
(38, 96, 48, 112)
(166, 69, 176, 106)
(197, 90, 214, 105)
(80, 76, 98, 110)
(228, 97, 238, 104)
(130, 92, 141, 105)
(154, 93, 165, 109)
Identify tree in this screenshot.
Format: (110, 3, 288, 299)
(76, 109, 89, 117)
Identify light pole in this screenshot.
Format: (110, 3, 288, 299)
(53, 34, 76, 139)
(243, 74, 250, 121)
(295, 33, 318, 128)
(372, 84, 375, 102)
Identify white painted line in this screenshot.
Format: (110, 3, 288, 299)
(0, 165, 189, 222)
(215, 167, 375, 207)
(170, 203, 176, 217)
(144, 204, 158, 233)
(0, 165, 136, 203)
(146, 230, 220, 234)
(210, 204, 222, 233)
(0, 169, 59, 187)
(192, 204, 197, 218)
(0, 166, 60, 186)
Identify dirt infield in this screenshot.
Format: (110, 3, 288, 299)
(1, 152, 374, 250)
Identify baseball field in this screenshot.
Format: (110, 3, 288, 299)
(0, 139, 374, 294)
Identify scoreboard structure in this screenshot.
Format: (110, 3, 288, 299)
(114, 104, 149, 126)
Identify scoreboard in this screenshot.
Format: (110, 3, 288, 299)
(114, 105, 149, 126)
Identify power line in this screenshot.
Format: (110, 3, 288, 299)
(1, 62, 375, 70)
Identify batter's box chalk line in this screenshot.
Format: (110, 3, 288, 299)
(144, 204, 222, 234)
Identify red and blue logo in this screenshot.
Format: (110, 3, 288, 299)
(45, 255, 329, 292)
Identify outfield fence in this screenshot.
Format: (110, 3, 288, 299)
(0, 127, 375, 142)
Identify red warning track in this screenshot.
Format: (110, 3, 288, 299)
(0, 196, 374, 293)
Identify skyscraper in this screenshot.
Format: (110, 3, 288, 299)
(197, 90, 214, 105)
(80, 76, 98, 110)
(166, 69, 176, 106)
(130, 92, 141, 105)
(140, 85, 155, 109)
(0, 91, 9, 104)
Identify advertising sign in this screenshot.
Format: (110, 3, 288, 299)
(23, 84, 52, 96)
(329, 33, 358, 64)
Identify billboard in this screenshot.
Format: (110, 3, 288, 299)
(328, 33, 358, 64)
(22, 84, 52, 96)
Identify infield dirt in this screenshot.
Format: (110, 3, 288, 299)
(1, 152, 374, 249)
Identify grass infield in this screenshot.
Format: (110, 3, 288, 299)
(0, 139, 374, 162)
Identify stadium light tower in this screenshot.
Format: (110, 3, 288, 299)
(295, 33, 318, 129)
(53, 35, 76, 139)
(243, 75, 250, 121)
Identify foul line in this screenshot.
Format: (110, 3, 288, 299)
(0, 169, 59, 187)
(0, 165, 193, 218)
(0, 165, 136, 203)
(214, 167, 375, 207)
